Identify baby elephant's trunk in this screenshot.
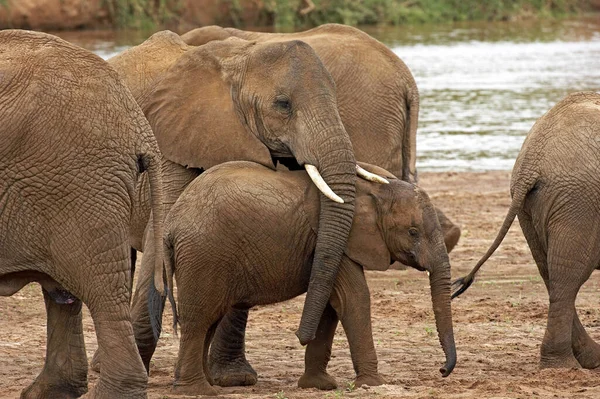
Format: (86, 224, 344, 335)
(429, 258, 456, 377)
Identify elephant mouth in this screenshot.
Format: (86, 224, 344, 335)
(394, 252, 427, 272)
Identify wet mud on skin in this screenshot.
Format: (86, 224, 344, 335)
(1, 171, 600, 398)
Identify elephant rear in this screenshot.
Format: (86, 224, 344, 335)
(0, 30, 164, 398)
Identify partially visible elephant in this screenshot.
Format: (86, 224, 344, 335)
(0, 30, 164, 398)
(163, 161, 456, 396)
(452, 91, 600, 369)
(101, 30, 391, 372)
(181, 23, 461, 253)
(180, 23, 460, 386)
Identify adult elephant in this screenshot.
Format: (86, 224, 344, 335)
(181, 23, 461, 252)
(0, 30, 164, 398)
(180, 23, 461, 386)
(99, 30, 388, 372)
(452, 92, 600, 369)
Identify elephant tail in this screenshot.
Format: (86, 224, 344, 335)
(402, 77, 419, 183)
(451, 172, 538, 299)
(138, 152, 166, 297)
(163, 231, 179, 336)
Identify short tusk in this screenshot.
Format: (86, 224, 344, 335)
(304, 164, 344, 204)
(356, 165, 389, 184)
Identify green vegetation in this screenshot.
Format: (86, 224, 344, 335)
(255, 0, 594, 30)
(2, 0, 590, 30)
(103, 0, 181, 29)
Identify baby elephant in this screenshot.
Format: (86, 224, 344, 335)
(453, 92, 600, 369)
(164, 161, 456, 396)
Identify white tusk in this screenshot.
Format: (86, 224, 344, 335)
(304, 164, 344, 204)
(356, 165, 389, 184)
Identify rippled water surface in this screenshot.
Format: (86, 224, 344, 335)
(58, 17, 600, 171)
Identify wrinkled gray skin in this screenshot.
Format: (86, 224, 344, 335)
(163, 161, 456, 396)
(91, 30, 365, 373)
(181, 23, 460, 253)
(180, 23, 461, 386)
(453, 92, 600, 369)
(0, 30, 164, 399)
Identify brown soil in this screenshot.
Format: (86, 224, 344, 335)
(2, 171, 600, 399)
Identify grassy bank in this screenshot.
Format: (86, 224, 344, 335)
(1, 0, 594, 30)
(285, 0, 591, 27)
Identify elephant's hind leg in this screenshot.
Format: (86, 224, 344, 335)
(173, 310, 219, 396)
(538, 225, 598, 369)
(208, 308, 258, 387)
(298, 303, 339, 390)
(572, 310, 600, 369)
(21, 289, 88, 399)
(83, 268, 148, 397)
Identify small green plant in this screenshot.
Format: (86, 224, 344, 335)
(425, 326, 435, 336)
(325, 389, 345, 398)
(346, 381, 356, 392)
(275, 390, 288, 399)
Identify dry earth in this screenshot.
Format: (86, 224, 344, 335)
(1, 171, 600, 398)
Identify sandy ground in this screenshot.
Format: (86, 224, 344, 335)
(2, 171, 600, 399)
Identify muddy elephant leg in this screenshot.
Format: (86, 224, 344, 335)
(434, 206, 460, 253)
(572, 309, 600, 368)
(539, 230, 598, 368)
(519, 213, 582, 368)
(84, 291, 148, 398)
(90, 248, 138, 374)
(297, 303, 339, 390)
(209, 308, 257, 386)
(330, 258, 385, 387)
(173, 308, 219, 395)
(21, 289, 88, 399)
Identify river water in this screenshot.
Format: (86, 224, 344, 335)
(58, 17, 600, 172)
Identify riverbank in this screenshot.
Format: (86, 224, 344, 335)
(2, 171, 600, 398)
(0, 0, 598, 31)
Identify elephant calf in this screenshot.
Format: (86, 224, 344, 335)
(453, 92, 600, 369)
(163, 161, 456, 396)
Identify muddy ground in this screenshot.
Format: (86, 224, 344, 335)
(1, 171, 600, 399)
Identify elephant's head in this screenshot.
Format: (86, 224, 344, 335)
(111, 31, 381, 343)
(343, 163, 457, 377)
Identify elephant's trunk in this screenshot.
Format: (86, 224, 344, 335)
(294, 125, 357, 346)
(429, 257, 456, 377)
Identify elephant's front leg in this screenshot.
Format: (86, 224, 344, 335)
(298, 303, 339, 390)
(21, 289, 88, 399)
(329, 258, 386, 388)
(208, 308, 258, 387)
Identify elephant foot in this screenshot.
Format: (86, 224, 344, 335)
(574, 344, 600, 369)
(80, 380, 146, 399)
(172, 380, 218, 396)
(539, 353, 580, 369)
(21, 378, 87, 399)
(354, 373, 386, 388)
(90, 350, 101, 373)
(210, 356, 257, 387)
(298, 371, 337, 390)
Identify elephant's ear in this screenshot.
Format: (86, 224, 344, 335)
(303, 173, 391, 271)
(344, 186, 391, 271)
(143, 38, 274, 170)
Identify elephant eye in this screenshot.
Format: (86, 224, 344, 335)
(274, 97, 292, 113)
(408, 228, 419, 237)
